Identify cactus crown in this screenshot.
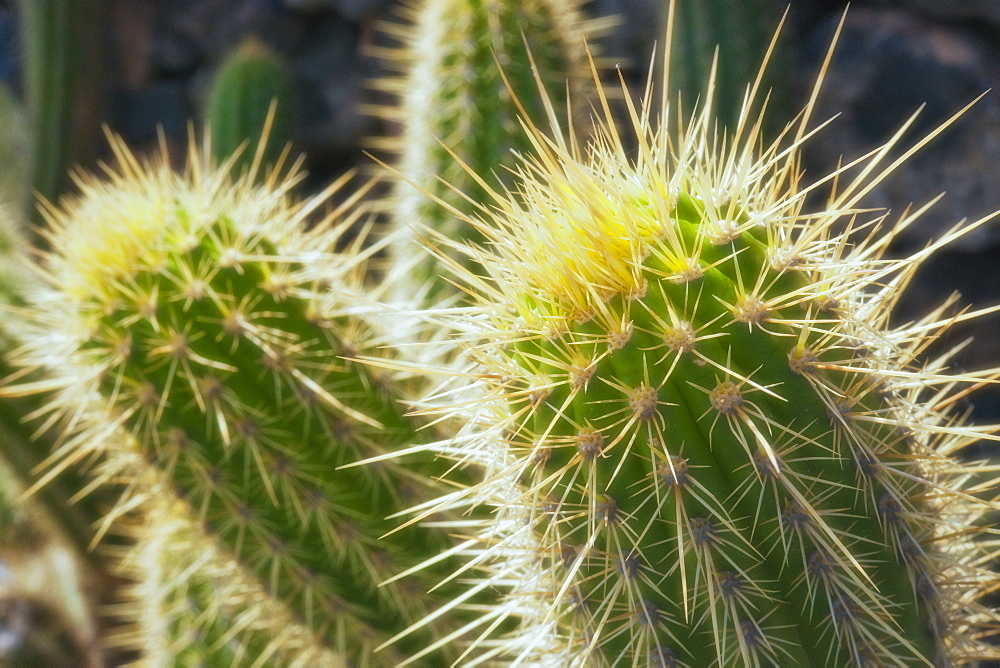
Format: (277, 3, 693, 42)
(417, 12, 1000, 666)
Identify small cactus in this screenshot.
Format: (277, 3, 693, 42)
(205, 38, 297, 178)
(7, 136, 471, 664)
(418, 16, 1000, 666)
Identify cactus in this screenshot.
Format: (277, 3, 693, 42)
(417, 16, 1000, 667)
(0, 209, 104, 560)
(375, 0, 599, 303)
(206, 38, 297, 179)
(114, 469, 341, 666)
(5, 136, 473, 664)
(0, 83, 30, 215)
(0, 456, 102, 666)
(19, 0, 81, 230)
(666, 0, 787, 132)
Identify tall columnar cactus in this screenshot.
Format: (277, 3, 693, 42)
(377, 0, 598, 302)
(419, 18, 1000, 666)
(5, 138, 473, 664)
(20, 0, 81, 230)
(667, 0, 787, 132)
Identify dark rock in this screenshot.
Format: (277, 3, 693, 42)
(289, 17, 370, 163)
(882, 0, 1000, 29)
(108, 79, 190, 146)
(151, 24, 202, 76)
(285, 0, 386, 22)
(801, 8, 1000, 253)
(0, 7, 18, 89)
(797, 7, 1000, 417)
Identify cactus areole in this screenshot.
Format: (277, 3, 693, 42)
(435, 16, 1000, 668)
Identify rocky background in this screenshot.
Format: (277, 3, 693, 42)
(0, 0, 998, 663)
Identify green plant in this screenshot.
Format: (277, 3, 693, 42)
(409, 14, 1000, 667)
(6, 140, 471, 665)
(20, 0, 80, 230)
(116, 472, 340, 666)
(666, 0, 787, 131)
(206, 37, 298, 178)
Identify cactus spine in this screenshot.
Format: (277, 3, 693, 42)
(8, 137, 471, 664)
(422, 16, 1000, 666)
(377, 0, 597, 302)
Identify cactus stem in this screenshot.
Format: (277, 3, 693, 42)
(400, 6, 1000, 664)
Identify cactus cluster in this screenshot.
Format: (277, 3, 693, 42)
(1, 1, 999, 666)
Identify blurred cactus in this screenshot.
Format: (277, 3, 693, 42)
(206, 38, 298, 178)
(0, 457, 101, 667)
(0, 83, 29, 216)
(374, 0, 601, 303)
(116, 476, 340, 666)
(19, 0, 80, 228)
(666, 0, 787, 131)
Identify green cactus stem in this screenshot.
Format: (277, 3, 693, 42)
(0, 83, 30, 214)
(206, 38, 297, 179)
(20, 0, 81, 231)
(421, 15, 1000, 666)
(5, 137, 472, 664)
(666, 0, 787, 132)
(374, 0, 600, 303)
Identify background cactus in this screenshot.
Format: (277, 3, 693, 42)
(665, 0, 787, 132)
(375, 0, 601, 303)
(115, 472, 340, 666)
(206, 38, 298, 179)
(5, 137, 475, 664)
(416, 17, 1000, 666)
(0, 454, 101, 667)
(19, 0, 79, 219)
